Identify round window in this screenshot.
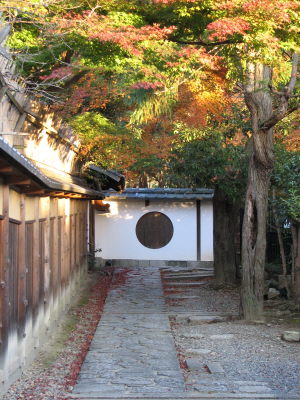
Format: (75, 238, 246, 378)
(136, 212, 174, 249)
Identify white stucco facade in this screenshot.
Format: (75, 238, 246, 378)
(95, 198, 214, 261)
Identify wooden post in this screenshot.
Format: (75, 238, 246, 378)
(17, 194, 26, 342)
(43, 200, 51, 332)
(32, 197, 40, 343)
(51, 198, 59, 320)
(0, 185, 9, 365)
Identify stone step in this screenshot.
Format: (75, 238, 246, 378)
(174, 314, 227, 324)
(164, 268, 214, 272)
(163, 274, 214, 280)
(164, 282, 209, 287)
(71, 391, 279, 399)
(161, 268, 214, 274)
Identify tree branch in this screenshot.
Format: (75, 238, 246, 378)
(287, 53, 299, 95)
(260, 53, 299, 131)
(260, 106, 299, 130)
(168, 37, 242, 47)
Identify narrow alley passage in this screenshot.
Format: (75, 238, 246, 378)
(73, 267, 185, 396)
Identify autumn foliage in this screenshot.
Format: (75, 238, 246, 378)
(1, 0, 299, 186)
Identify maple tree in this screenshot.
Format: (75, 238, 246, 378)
(167, 119, 248, 285)
(1, 0, 300, 319)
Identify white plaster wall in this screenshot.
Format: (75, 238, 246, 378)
(9, 189, 21, 221)
(95, 199, 213, 261)
(25, 197, 35, 221)
(200, 200, 214, 261)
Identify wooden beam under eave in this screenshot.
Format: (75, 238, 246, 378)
(53, 192, 86, 199)
(68, 193, 83, 198)
(48, 192, 66, 198)
(7, 178, 32, 186)
(0, 166, 14, 174)
(25, 189, 48, 196)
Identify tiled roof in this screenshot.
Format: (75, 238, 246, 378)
(104, 187, 214, 201)
(89, 164, 125, 191)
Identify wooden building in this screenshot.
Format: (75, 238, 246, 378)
(0, 33, 122, 392)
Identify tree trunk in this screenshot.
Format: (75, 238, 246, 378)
(139, 173, 148, 188)
(214, 189, 239, 285)
(241, 64, 274, 321)
(241, 151, 273, 320)
(291, 221, 300, 304)
(240, 55, 299, 320)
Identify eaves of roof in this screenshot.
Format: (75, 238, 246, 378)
(0, 136, 104, 199)
(88, 164, 125, 192)
(104, 188, 214, 201)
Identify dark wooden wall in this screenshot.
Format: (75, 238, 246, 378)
(0, 188, 89, 390)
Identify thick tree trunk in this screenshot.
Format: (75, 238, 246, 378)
(241, 64, 274, 321)
(240, 56, 299, 320)
(291, 221, 300, 304)
(214, 189, 238, 285)
(241, 150, 273, 320)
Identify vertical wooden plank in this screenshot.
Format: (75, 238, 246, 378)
(32, 198, 40, 325)
(43, 209, 51, 322)
(50, 218, 56, 296)
(64, 213, 70, 288)
(89, 202, 95, 262)
(74, 213, 78, 269)
(52, 198, 58, 300)
(61, 215, 66, 289)
(69, 214, 73, 276)
(64, 209, 71, 305)
(8, 221, 19, 334)
(38, 220, 45, 310)
(0, 185, 9, 360)
(25, 222, 33, 324)
(58, 211, 66, 311)
(57, 217, 62, 303)
(80, 212, 84, 264)
(83, 204, 88, 264)
(17, 194, 26, 339)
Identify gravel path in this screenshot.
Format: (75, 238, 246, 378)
(162, 269, 300, 399)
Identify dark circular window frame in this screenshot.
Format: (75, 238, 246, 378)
(136, 211, 174, 249)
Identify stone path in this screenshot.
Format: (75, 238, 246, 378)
(72, 266, 282, 399)
(73, 267, 185, 397)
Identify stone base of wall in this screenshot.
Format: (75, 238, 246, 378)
(95, 258, 214, 270)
